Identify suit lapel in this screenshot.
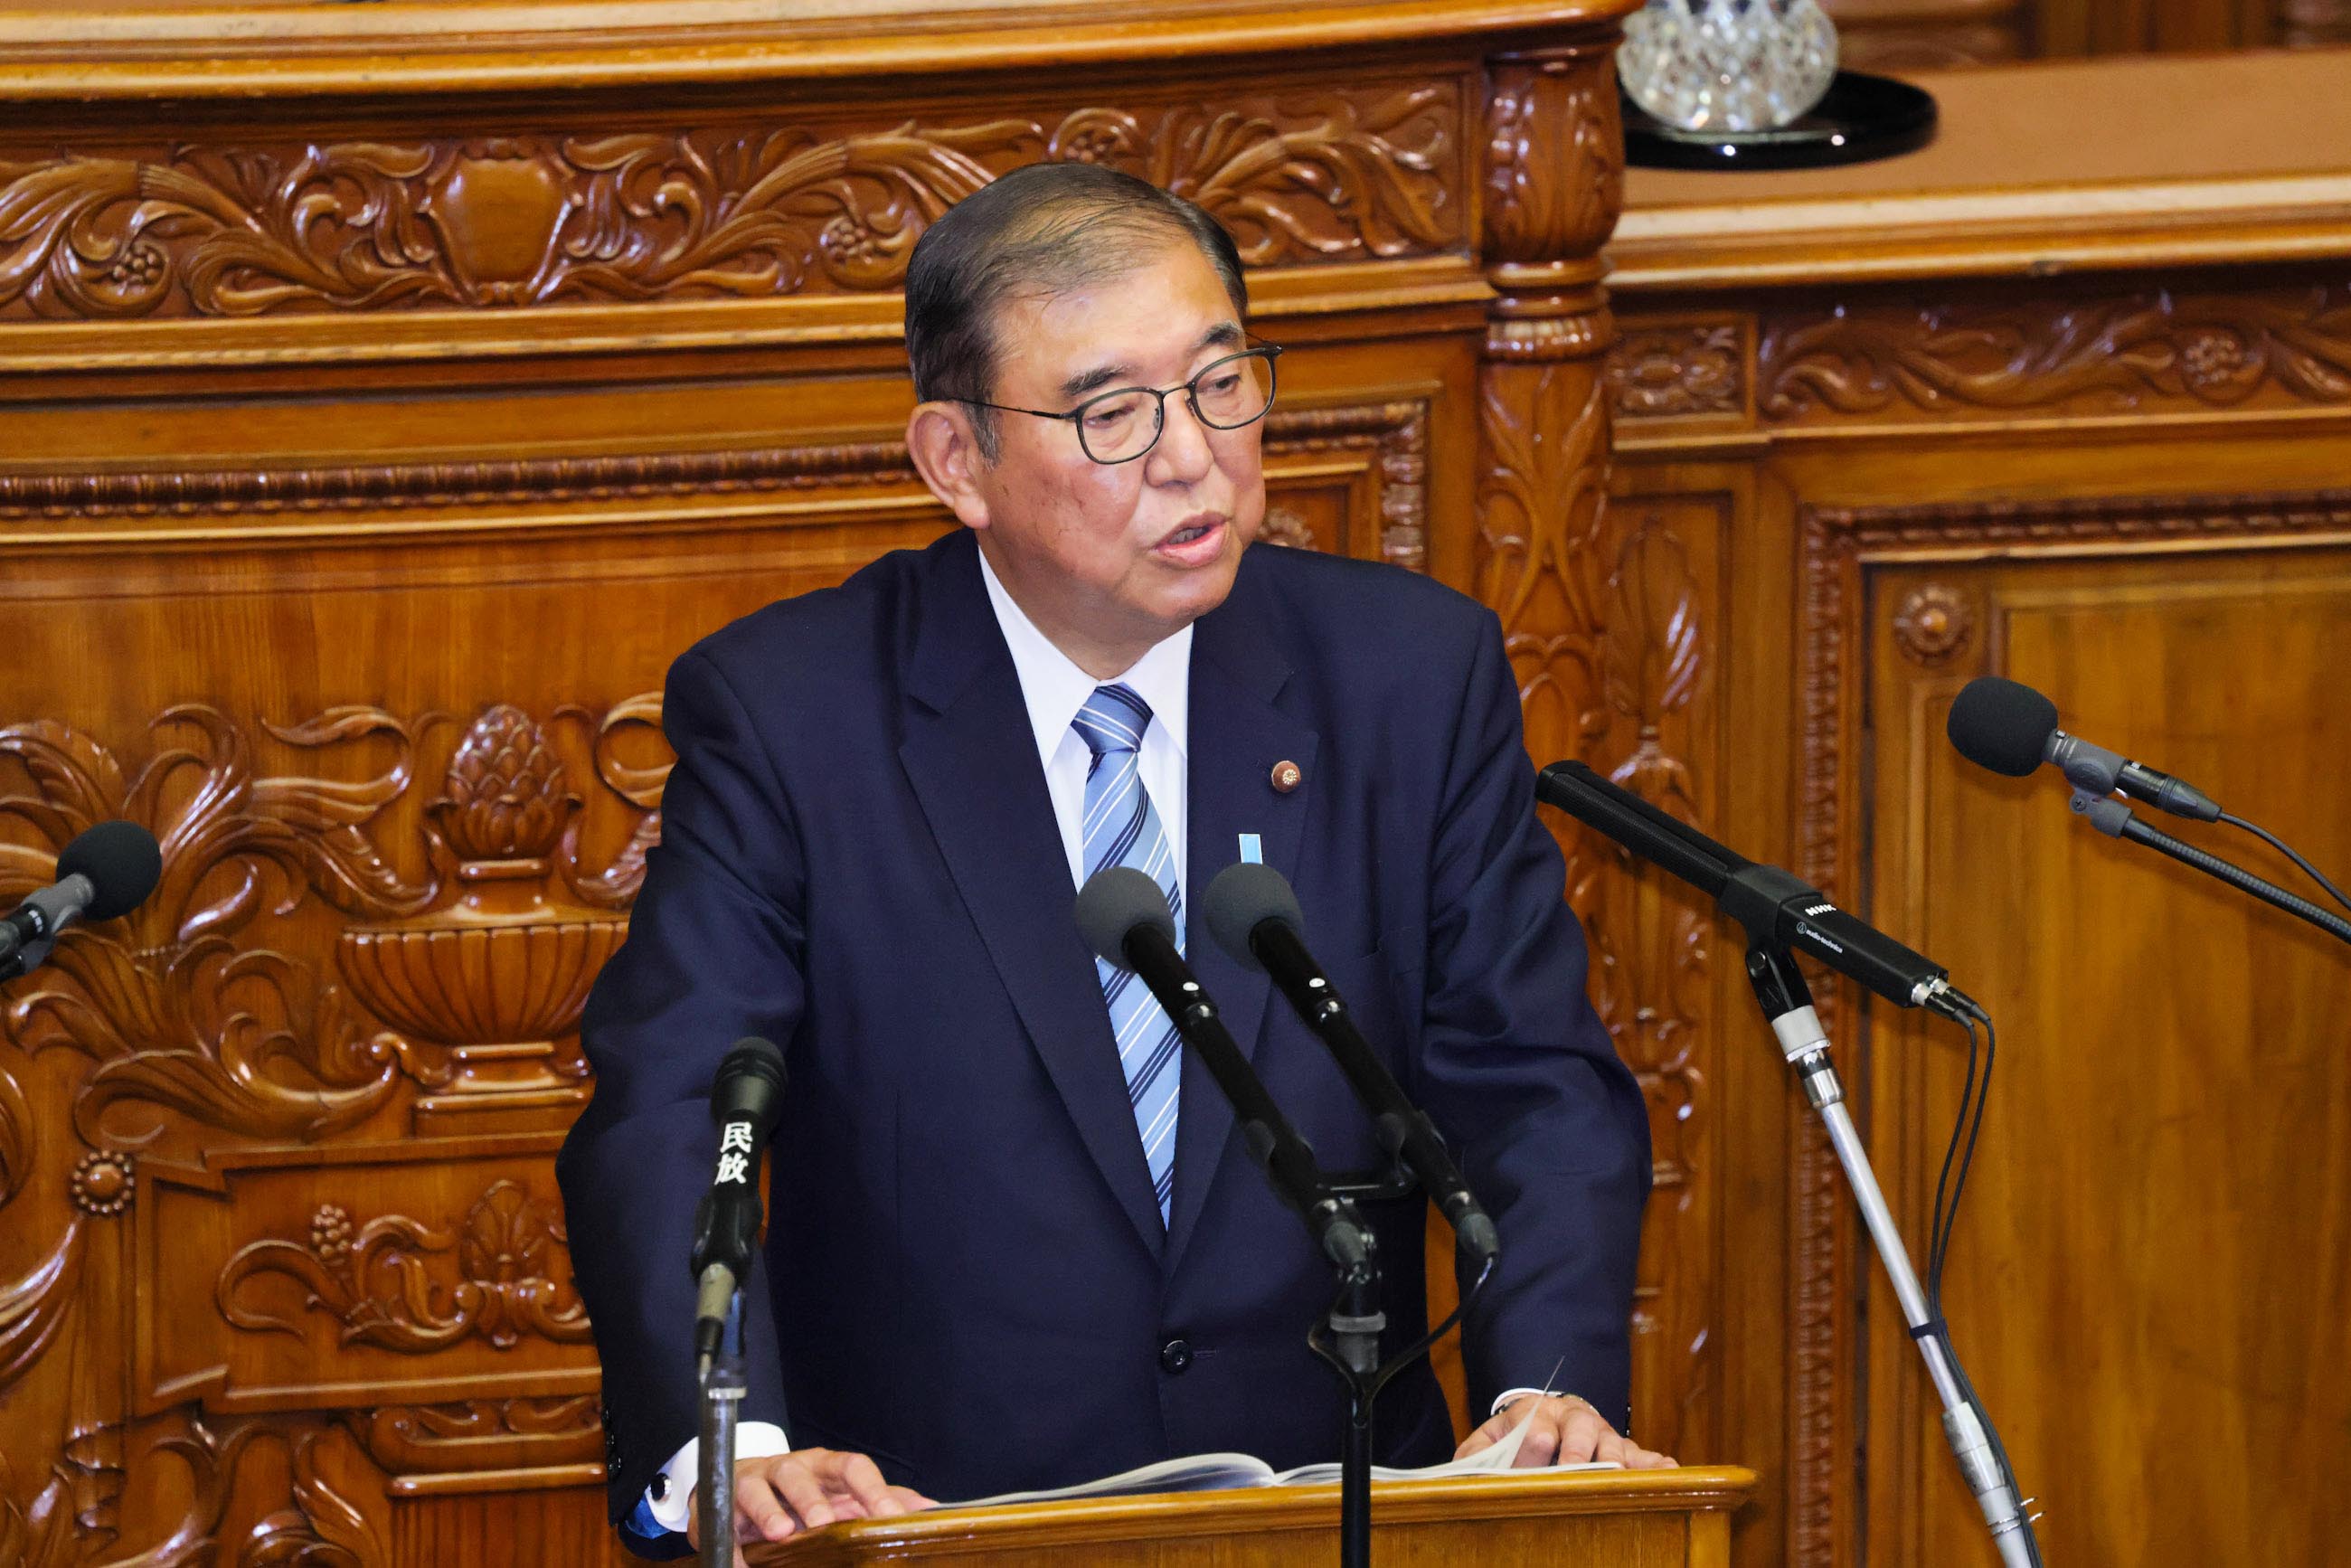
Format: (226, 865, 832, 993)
(898, 534, 1166, 1260)
(1165, 555, 1319, 1273)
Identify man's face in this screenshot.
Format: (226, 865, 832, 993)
(947, 242, 1266, 675)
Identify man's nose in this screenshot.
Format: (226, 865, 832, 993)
(1145, 392, 1215, 485)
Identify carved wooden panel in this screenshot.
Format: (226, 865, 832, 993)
(0, 390, 1471, 1565)
(1826, 490, 2351, 1567)
(1757, 280, 2351, 426)
(0, 81, 1465, 325)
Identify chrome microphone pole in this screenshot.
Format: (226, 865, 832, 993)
(1745, 947, 2037, 1568)
(696, 1292, 746, 1568)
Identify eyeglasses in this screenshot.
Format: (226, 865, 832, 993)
(962, 344, 1282, 466)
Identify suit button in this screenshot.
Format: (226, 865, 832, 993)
(1159, 1337, 1194, 1374)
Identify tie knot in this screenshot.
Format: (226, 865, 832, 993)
(1072, 684, 1153, 759)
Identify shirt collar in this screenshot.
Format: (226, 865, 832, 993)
(976, 539, 1192, 770)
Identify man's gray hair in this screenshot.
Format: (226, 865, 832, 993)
(904, 164, 1249, 460)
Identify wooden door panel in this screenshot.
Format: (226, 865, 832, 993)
(1861, 545, 2351, 1567)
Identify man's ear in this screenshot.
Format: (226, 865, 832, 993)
(905, 402, 993, 531)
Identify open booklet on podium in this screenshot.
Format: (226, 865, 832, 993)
(949, 1390, 1600, 1507)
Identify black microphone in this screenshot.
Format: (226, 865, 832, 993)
(1536, 761, 1978, 1018)
(1074, 866, 1371, 1270)
(1948, 675, 2221, 821)
(1201, 862, 1500, 1266)
(0, 821, 163, 982)
(689, 1036, 788, 1363)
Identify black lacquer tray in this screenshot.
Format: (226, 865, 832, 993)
(1622, 70, 1938, 170)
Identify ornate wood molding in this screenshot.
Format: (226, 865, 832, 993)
(0, 402, 1429, 564)
(1609, 321, 1744, 419)
(0, 86, 1460, 324)
(1759, 284, 2351, 423)
(0, 700, 659, 1146)
(218, 1181, 590, 1355)
(1789, 483, 2351, 1567)
(1262, 400, 1431, 571)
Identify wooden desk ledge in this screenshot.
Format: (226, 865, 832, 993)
(755, 1466, 1760, 1565)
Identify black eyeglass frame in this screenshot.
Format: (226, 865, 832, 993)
(958, 343, 1284, 466)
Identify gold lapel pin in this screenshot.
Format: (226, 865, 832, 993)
(1270, 760, 1302, 794)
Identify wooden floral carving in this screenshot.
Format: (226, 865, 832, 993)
(0, 87, 1461, 321)
(1760, 286, 2351, 420)
(1609, 323, 1743, 418)
(0, 706, 428, 1146)
(218, 1181, 591, 1354)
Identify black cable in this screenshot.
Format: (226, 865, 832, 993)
(2220, 811, 2351, 915)
(1307, 1252, 1495, 1403)
(1926, 1014, 1981, 1303)
(1928, 1008, 2044, 1567)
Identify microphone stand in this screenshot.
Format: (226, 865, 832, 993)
(2071, 791, 2351, 946)
(1744, 947, 2036, 1568)
(696, 1293, 746, 1568)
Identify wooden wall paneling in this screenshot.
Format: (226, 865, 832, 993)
(0, 5, 1672, 1563)
(1607, 186, 2351, 1559)
(1851, 503, 2351, 1567)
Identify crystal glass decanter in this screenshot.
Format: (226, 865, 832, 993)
(1619, 0, 1841, 133)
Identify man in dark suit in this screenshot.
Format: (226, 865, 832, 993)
(556, 162, 1661, 1560)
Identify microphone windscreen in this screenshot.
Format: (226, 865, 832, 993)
(1074, 867, 1176, 968)
(1203, 861, 1305, 972)
(1948, 677, 2060, 779)
(712, 1035, 788, 1127)
(56, 820, 163, 922)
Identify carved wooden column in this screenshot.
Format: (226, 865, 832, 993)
(1474, 36, 1721, 1462)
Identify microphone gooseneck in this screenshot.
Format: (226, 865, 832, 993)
(1536, 761, 1976, 1017)
(1200, 861, 1500, 1266)
(1074, 866, 1372, 1271)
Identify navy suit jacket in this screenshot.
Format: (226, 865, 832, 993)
(556, 528, 1649, 1536)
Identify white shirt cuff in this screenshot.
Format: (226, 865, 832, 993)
(1494, 1386, 1557, 1416)
(644, 1422, 792, 1534)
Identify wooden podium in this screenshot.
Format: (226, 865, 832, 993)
(753, 1467, 1757, 1566)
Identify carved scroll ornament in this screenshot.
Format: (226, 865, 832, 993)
(1760, 285, 2351, 420)
(218, 1181, 591, 1354)
(0, 87, 1459, 322)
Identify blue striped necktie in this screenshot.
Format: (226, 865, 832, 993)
(1072, 683, 1182, 1226)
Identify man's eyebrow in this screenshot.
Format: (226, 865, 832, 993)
(1054, 322, 1247, 404)
(1059, 359, 1137, 403)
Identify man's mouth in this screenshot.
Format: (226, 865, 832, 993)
(1157, 515, 1227, 555)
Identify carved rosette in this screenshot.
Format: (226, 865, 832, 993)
(1609, 323, 1744, 419)
(68, 1152, 134, 1218)
(1892, 583, 1975, 667)
(335, 705, 625, 1109)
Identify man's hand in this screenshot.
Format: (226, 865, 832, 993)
(1454, 1394, 1676, 1469)
(685, 1449, 933, 1564)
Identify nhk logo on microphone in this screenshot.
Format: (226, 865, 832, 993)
(715, 1121, 756, 1185)
(1804, 902, 1835, 918)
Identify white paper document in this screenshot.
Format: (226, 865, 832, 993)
(949, 1405, 1619, 1509)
